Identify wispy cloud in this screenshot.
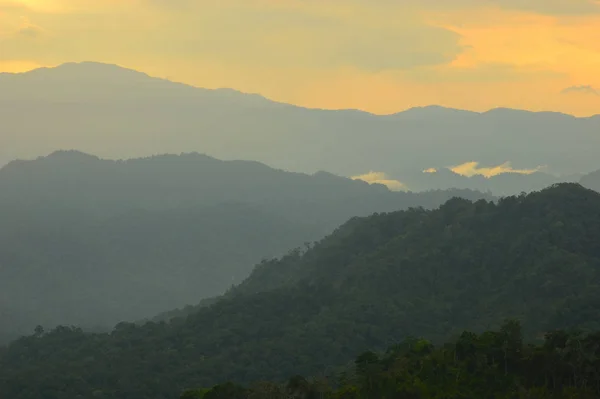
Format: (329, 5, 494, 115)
(16, 17, 43, 38)
(561, 85, 600, 96)
(450, 161, 543, 178)
(484, 0, 600, 15)
(352, 171, 407, 191)
(0, 1, 29, 13)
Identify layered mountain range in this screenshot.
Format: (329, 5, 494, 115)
(2, 62, 599, 194)
(0, 151, 489, 342)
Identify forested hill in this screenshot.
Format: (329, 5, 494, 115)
(1, 183, 600, 399)
(0, 150, 489, 224)
(0, 151, 491, 343)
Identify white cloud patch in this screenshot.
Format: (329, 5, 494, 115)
(450, 161, 543, 178)
(352, 171, 408, 191)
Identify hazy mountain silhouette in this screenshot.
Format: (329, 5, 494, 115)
(581, 169, 600, 192)
(401, 167, 579, 195)
(0, 151, 491, 343)
(2, 62, 599, 194)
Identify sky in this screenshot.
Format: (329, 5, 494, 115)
(1, 0, 600, 116)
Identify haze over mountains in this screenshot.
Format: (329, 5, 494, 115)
(0, 150, 491, 343)
(2, 62, 599, 195)
(581, 168, 600, 192)
(2, 183, 599, 399)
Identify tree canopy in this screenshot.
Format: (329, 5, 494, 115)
(182, 320, 600, 399)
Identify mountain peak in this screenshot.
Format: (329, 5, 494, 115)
(14, 61, 159, 85)
(393, 105, 479, 118)
(0, 61, 277, 109)
(44, 150, 101, 162)
(483, 107, 575, 119)
(33, 61, 145, 75)
(539, 182, 598, 198)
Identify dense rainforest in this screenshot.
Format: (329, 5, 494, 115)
(1, 183, 599, 399)
(0, 151, 489, 342)
(181, 320, 600, 399)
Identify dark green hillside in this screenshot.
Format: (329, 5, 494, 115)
(2, 183, 598, 399)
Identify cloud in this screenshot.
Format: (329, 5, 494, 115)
(561, 85, 599, 96)
(363, 0, 600, 15)
(16, 17, 43, 38)
(1, 0, 65, 13)
(17, 24, 39, 37)
(450, 161, 543, 178)
(145, 0, 193, 9)
(423, 168, 438, 173)
(407, 63, 564, 84)
(152, 3, 464, 72)
(487, 0, 600, 15)
(329, 25, 461, 71)
(254, 0, 600, 15)
(0, 1, 29, 13)
(0, 1, 464, 72)
(352, 171, 408, 191)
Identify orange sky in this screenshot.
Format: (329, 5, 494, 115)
(1, 0, 599, 116)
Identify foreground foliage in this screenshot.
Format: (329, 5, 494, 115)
(181, 321, 600, 399)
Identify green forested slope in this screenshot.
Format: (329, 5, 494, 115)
(1, 183, 599, 399)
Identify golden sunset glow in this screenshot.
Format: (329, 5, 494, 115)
(351, 171, 407, 191)
(1, 0, 599, 115)
(449, 162, 543, 178)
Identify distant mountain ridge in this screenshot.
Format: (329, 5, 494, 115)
(0, 62, 272, 106)
(2, 62, 599, 195)
(581, 168, 600, 192)
(0, 62, 593, 118)
(0, 150, 389, 219)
